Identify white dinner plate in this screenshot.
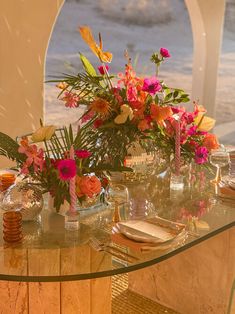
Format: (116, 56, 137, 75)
(115, 217, 186, 244)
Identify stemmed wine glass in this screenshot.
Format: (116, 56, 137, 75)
(106, 184, 129, 223)
(209, 145, 230, 184)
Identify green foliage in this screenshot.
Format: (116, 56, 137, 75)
(0, 132, 25, 164)
(79, 53, 97, 76)
(161, 86, 190, 105)
(79, 121, 144, 171)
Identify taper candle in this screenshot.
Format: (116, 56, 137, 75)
(175, 117, 181, 176)
(69, 145, 77, 213)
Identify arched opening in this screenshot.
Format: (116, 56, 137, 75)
(44, 0, 193, 126)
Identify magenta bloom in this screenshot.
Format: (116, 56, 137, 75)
(187, 125, 197, 136)
(142, 77, 162, 95)
(195, 147, 209, 165)
(160, 48, 171, 58)
(57, 159, 76, 181)
(75, 150, 91, 159)
(98, 65, 109, 75)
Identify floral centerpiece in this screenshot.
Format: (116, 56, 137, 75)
(0, 26, 219, 211)
(53, 26, 219, 169)
(0, 126, 102, 211)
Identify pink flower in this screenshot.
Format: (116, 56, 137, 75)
(61, 92, 79, 108)
(160, 48, 171, 58)
(93, 119, 103, 128)
(183, 112, 194, 124)
(195, 147, 209, 164)
(142, 77, 162, 95)
(57, 159, 76, 181)
(81, 110, 94, 123)
(112, 87, 123, 105)
(18, 139, 44, 173)
(98, 65, 109, 75)
(187, 125, 197, 136)
(127, 85, 138, 102)
(75, 150, 91, 159)
(76, 175, 101, 198)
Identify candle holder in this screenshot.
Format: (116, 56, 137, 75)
(65, 210, 80, 231)
(3, 211, 23, 243)
(0, 173, 16, 192)
(170, 172, 184, 190)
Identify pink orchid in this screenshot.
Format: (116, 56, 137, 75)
(57, 159, 76, 181)
(61, 92, 79, 108)
(18, 141, 44, 173)
(75, 150, 91, 159)
(160, 47, 171, 58)
(142, 77, 162, 95)
(195, 147, 209, 164)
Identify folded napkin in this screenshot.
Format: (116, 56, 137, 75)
(112, 217, 186, 252)
(218, 182, 235, 200)
(111, 232, 175, 252)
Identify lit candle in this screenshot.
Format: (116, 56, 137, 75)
(175, 117, 181, 176)
(69, 145, 77, 213)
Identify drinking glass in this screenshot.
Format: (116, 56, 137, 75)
(209, 146, 230, 184)
(106, 184, 129, 223)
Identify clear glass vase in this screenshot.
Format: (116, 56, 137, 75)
(110, 140, 169, 184)
(2, 181, 43, 222)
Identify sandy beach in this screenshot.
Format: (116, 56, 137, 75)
(45, 0, 235, 129)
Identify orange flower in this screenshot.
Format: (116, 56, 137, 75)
(79, 26, 112, 63)
(150, 104, 173, 124)
(203, 133, 219, 151)
(138, 119, 150, 131)
(56, 82, 68, 90)
(90, 97, 111, 117)
(76, 175, 101, 198)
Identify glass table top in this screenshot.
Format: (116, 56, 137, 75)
(0, 168, 234, 282)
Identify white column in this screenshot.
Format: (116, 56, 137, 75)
(0, 0, 64, 167)
(185, 0, 226, 117)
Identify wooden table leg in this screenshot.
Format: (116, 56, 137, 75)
(129, 228, 235, 314)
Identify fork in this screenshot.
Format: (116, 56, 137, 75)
(89, 237, 139, 263)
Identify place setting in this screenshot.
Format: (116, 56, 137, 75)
(209, 145, 235, 201)
(111, 216, 187, 253)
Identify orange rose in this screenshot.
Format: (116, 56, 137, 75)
(76, 175, 101, 198)
(203, 133, 219, 151)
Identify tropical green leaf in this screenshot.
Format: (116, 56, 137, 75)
(79, 53, 97, 76)
(0, 132, 25, 163)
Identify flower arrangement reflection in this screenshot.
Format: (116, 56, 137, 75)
(51, 26, 219, 169)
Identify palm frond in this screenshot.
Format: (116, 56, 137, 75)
(0, 132, 25, 163)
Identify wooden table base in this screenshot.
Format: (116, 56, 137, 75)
(129, 228, 235, 314)
(0, 246, 112, 314)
